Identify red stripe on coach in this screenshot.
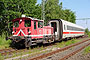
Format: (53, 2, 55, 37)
(63, 32, 84, 34)
(63, 32, 69, 34)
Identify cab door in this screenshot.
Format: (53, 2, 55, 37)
(33, 21, 38, 38)
(37, 21, 43, 38)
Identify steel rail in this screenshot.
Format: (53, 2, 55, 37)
(29, 39, 90, 60)
(59, 41, 90, 60)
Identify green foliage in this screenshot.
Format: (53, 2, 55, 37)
(54, 38, 81, 48)
(85, 28, 89, 34)
(84, 46, 90, 54)
(45, 0, 76, 25)
(45, 0, 60, 24)
(65, 40, 74, 46)
(62, 9, 76, 23)
(0, 34, 11, 49)
(0, 53, 4, 60)
(85, 28, 90, 37)
(0, 0, 41, 35)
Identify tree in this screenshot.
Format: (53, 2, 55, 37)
(0, 0, 41, 36)
(45, 0, 76, 25)
(62, 9, 76, 23)
(85, 28, 89, 35)
(45, 0, 60, 25)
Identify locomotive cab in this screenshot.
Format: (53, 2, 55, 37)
(12, 17, 44, 39)
(12, 18, 31, 36)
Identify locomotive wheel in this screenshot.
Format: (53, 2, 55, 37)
(25, 38, 32, 49)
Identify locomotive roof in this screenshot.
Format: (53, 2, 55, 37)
(12, 17, 44, 22)
(61, 19, 85, 29)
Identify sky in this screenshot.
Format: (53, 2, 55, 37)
(37, 0, 90, 30)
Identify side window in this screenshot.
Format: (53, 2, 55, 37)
(25, 20, 31, 27)
(14, 20, 19, 27)
(67, 25, 84, 31)
(38, 21, 43, 28)
(67, 25, 73, 30)
(34, 21, 36, 29)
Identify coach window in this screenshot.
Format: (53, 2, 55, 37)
(34, 21, 36, 29)
(38, 21, 43, 28)
(14, 20, 19, 27)
(25, 20, 31, 27)
(67, 25, 71, 30)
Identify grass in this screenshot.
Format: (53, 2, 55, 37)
(5, 46, 48, 59)
(0, 53, 4, 60)
(83, 46, 90, 55)
(65, 39, 79, 46)
(4, 45, 45, 59)
(0, 34, 11, 49)
(54, 38, 81, 48)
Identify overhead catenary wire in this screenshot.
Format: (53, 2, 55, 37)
(76, 18, 90, 29)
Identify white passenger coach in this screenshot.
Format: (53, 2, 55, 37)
(49, 19, 85, 40)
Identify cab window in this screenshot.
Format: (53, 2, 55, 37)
(34, 21, 36, 29)
(38, 21, 43, 28)
(25, 20, 31, 27)
(14, 20, 19, 27)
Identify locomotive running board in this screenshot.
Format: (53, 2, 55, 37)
(13, 29, 52, 37)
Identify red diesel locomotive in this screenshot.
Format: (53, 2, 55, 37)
(7, 16, 54, 48)
(7, 16, 85, 48)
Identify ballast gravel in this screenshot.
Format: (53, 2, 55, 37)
(40, 40, 90, 60)
(66, 45, 90, 60)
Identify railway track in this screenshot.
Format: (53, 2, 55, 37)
(0, 36, 84, 55)
(0, 48, 16, 55)
(0, 41, 57, 59)
(28, 38, 90, 60)
(0, 48, 27, 56)
(59, 42, 90, 60)
(0, 36, 88, 59)
(0, 43, 56, 56)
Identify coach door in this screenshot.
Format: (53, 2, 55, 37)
(51, 22, 57, 34)
(51, 21, 59, 40)
(50, 20, 63, 40)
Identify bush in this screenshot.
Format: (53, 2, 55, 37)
(85, 28, 90, 37)
(0, 34, 11, 49)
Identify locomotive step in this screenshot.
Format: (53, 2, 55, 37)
(31, 41, 36, 43)
(31, 43, 37, 45)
